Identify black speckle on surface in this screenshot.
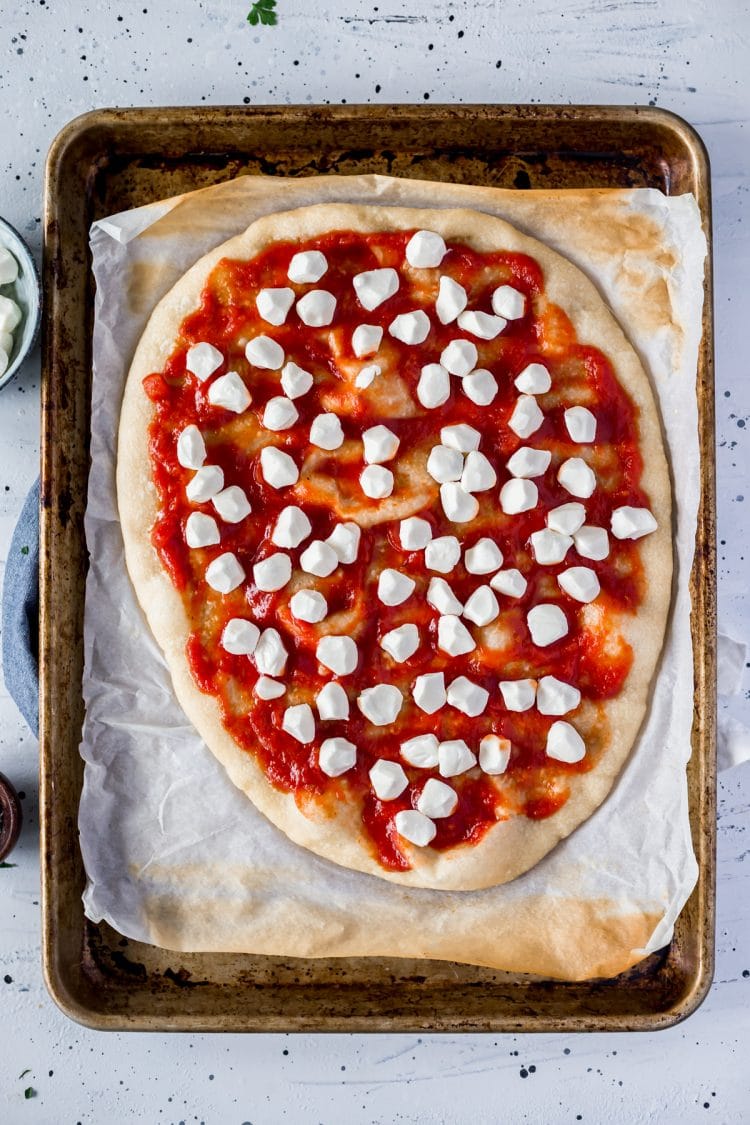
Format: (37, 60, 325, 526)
(742, 969, 749, 977)
(3, 974, 12, 984)
(519, 1067, 529, 1078)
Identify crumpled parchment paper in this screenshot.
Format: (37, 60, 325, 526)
(79, 175, 709, 979)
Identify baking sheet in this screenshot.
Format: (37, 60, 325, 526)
(79, 174, 706, 980)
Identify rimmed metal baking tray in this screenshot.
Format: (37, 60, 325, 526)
(40, 104, 715, 1032)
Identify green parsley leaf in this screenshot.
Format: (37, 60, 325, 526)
(0, 861, 17, 868)
(20, 545, 29, 555)
(24, 1087, 36, 1099)
(247, 0, 277, 26)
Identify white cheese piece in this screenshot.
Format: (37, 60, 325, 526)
(300, 539, 339, 577)
(537, 675, 581, 716)
(461, 450, 497, 493)
(381, 623, 420, 663)
(389, 309, 431, 345)
(441, 423, 481, 452)
(438, 614, 476, 656)
(499, 679, 536, 712)
(457, 309, 506, 340)
(611, 506, 658, 540)
(0, 298, 19, 335)
(205, 552, 245, 594)
(212, 486, 252, 524)
(353, 267, 400, 311)
(416, 362, 450, 409)
(440, 339, 478, 378)
(363, 424, 400, 464)
(527, 603, 569, 647)
(440, 481, 479, 523)
(282, 703, 315, 744)
(400, 733, 440, 768)
(558, 456, 597, 498)
(260, 447, 299, 488)
(547, 502, 586, 535)
(462, 368, 498, 406)
(492, 285, 526, 320)
(254, 676, 286, 700)
(0, 247, 19, 285)
(464, 538, 503, 575)
(256, 287, 295, 326)
(417, 778, 458, 818)
(425, 535, 461, 574)
(499, 477, 538, 514)
(177, 425, 207, 469)
(245, 335, 285, 370)
(427, 576, 463, 615)
(355, 363, 382, 389)
(508, 395, 544, 439)
(447, 675, 489, 717)
(573, 524, 610, 560)
(399, 516, 432, 550)
(479, 734, 511, 775)
(272, 505, 312, 548)
(208, 370, 251, 414)
(319, 737, 357, 777)
(316, 681, 350, 720)
(185, 511, 220, 548)
(546, 720, 586, 763)
(462, 585, 500, 627)
(253, 628, 287, 676)
(394, 809, 436, 846)
(360, 464, 394, 499)
(377, 568, 416, 606)
(406, 229, 447, 268)
(296, 289, 337, 327)
(438, 739, 477, 778)
(435, 275, 467, 324)
(530, 528, 574, 565)
(490, 568, 527, 598)
(186, 464, 224, 503)
(221, 618, 259, 656)
(558, 566, 601, 603)
(326, 522, 361, 563)
(412, 671, 447, 715)
(186, 341, 223, 382)
(352, 323, 383, 357)
(316, 634, 359, 675)
(0, 345, 10, 374)
(506, 446, 551, 478)
(288, 249, 328, 284)
(369, 759, 409, 800)
(357, 684, 403, 725)
(290, 588, 328, 623)
(280, 361, 314, 399)
(263, 395, 299, 431)
(310, 412, 344, 450)
(564, 405, 597, 443)
(514, 362, 551, 394)
(253, 552, 292, 592)
(427, 444, 464, 484)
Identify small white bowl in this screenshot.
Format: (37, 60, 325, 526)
(0, 216, 41, 391)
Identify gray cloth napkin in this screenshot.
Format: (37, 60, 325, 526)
(1, 479, 39, 736)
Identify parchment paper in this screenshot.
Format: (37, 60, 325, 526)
(80, 175, 706, 979)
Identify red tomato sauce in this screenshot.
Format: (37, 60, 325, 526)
(144, 229, 648, 870)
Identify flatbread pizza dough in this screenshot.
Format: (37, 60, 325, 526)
(117, 203, 671, 891)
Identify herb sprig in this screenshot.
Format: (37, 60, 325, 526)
(247, 0, 277, 26)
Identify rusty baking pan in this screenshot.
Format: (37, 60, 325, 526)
(40, 104, 715, 1032)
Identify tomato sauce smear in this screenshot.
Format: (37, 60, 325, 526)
(144, 227, 650, 872)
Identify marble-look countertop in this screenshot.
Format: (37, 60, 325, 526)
(1, 1, 748, 1121)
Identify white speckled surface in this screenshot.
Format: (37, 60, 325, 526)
(0, 1, 748, 1121)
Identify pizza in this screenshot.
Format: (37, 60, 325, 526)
(117, 203, 671, 892)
